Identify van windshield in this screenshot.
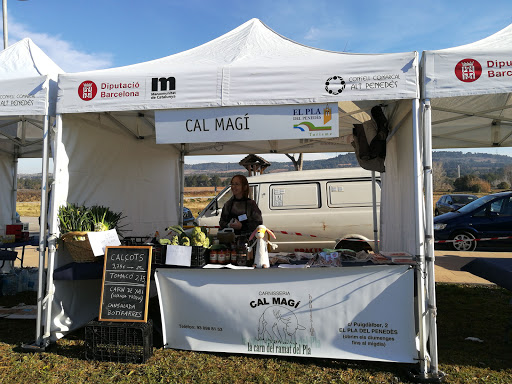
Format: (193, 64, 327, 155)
(457, 195, 493, 214)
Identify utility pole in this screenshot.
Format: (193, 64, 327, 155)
(2, 0, 8, 49)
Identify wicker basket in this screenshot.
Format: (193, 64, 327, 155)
(61, 231, 100, 263)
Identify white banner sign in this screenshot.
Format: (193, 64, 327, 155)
(155, 103, 339, 144)
(0, 76, 48, 116)
(423, 53, 512, 98)
(155, 266, 417, 362)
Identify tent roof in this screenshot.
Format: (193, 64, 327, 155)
(0, 38, 63, 116)
(421, 23, 512, 99)
(421, 24, 512, 149)
(57, 18, 418, 114)
(0, 38, 63, 81)
(0, 38, 64, 156)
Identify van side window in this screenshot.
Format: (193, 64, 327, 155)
(327, 180, 380, 207)
(269, 183, 320, 210)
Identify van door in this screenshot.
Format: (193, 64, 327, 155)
(263, 181, 328, 252)
(327, 179, 380, 245)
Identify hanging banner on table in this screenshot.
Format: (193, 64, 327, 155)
(155, 266, 418, 363)
(155, 103, 339, 144)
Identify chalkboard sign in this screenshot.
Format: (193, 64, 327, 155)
(99, 246, 152, 322)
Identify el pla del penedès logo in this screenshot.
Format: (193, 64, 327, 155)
(454, 58, 482, 82)
(78, 81, 98, 101)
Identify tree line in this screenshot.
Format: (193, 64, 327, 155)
(433, 162, 511, 193)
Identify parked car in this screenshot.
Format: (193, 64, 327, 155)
(183, 206, 195, 225)
(435, 193, 478, 216)
(434, 191, 512, 251)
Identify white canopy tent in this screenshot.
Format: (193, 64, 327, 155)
(421, 23, 512, 148)
(0, 38, 62, 231)
(419, 23, 512, 380)
(0, 38, 63, 348)
(48, 19, 437, 378)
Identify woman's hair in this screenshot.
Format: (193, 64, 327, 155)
(231, 174, 249, 198)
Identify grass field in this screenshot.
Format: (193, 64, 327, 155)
(16, 188, 218, 218)
(0, 284, 510, 383)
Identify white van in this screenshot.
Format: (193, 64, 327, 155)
(196, 168, 380, 253)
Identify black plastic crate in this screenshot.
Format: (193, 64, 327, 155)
(191, 246, 207, 268)
(85, 320, 153, 363)
(121, 237, 165, 265)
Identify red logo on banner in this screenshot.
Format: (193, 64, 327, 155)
(78, 81, 98, 101)
(455, 59, 482, 82)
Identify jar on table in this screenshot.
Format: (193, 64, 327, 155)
(230, 244, 237, 264)
(209, 249, 218, 264)
(237, 251, 247, 267)
(217, 248, 226, 265)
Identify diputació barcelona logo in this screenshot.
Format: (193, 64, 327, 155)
(78, 81, 98, 101)
(454, 59, 482, 82)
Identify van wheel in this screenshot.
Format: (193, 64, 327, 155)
(335, 239, 372, 253)
(450, 231, 477, 252)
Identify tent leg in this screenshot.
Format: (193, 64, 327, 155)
(371, 171, 379, 253)
(407, 99, 445, 383)
(423, 99, 443, 379)
(21, 114, 51, 352)
(11, 147, 18, 225)
(179, 144, 185, 227)
(412, 98, 429, 377)
(42, 113, 64, 346)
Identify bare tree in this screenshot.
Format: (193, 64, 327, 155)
(285, 153, 303, 171)
(504, 165, 512, 185)
(432, 161, 447, 191)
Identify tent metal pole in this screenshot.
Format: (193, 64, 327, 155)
(11, 147, 18, 225)
(412, 97, 428, 377)
(42, 113, 62, 345)
(423, 99, 440, 376)
(2, 0, 7, 49)
(371, 171, 379, 253)
(34, 114, 50, 347)
(179, 144, 185, 226)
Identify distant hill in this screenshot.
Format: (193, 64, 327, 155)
(18, 151, 512, 179)
(185, 151, 512, 177)
(432, 151, 512, 177)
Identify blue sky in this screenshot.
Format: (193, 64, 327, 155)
(5, 0, 512, 172)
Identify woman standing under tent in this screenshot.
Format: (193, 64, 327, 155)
(219, 174, 262, 235)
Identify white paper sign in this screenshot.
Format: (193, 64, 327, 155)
(155, 103, 339, 144)
(87, 229, 121, 256)
(165, 245, 192, 267)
